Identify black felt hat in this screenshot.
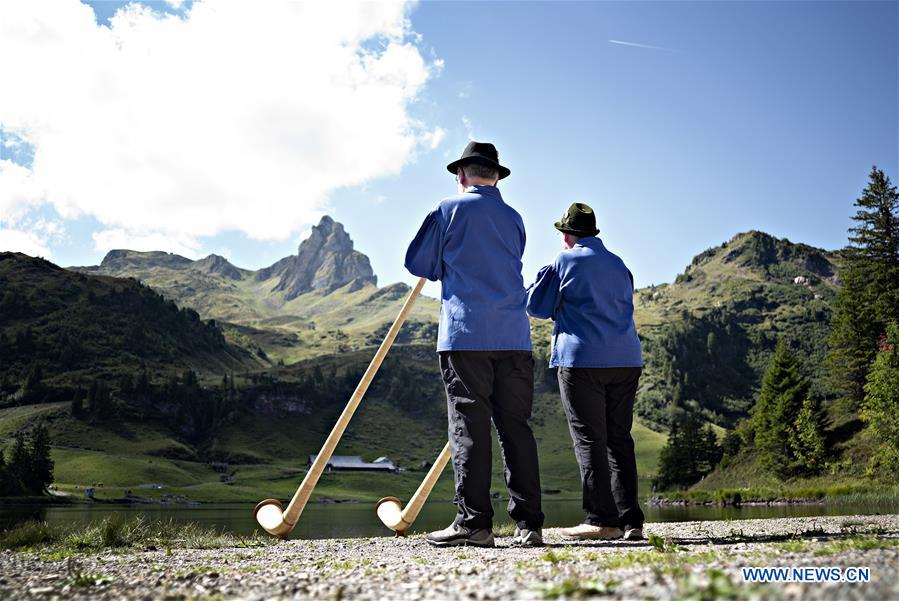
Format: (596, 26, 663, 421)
(554, 203, 600, 236)
(446, 141, 511, 180)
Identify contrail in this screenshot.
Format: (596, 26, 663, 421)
(608, 39, 677, 52)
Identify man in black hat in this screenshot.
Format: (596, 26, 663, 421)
(405, 141, 545, 548)
(526, 202, 645, 541)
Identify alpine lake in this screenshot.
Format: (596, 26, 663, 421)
(1, 498, 894, 540)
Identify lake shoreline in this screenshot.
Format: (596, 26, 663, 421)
(647, 495, 828, 508)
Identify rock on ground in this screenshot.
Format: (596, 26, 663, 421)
(1, 514, 897, 600)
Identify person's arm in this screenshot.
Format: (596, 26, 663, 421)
(526, 263, 562, 319)
(404, 208, 444, 281)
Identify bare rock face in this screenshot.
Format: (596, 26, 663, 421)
(99, 249, 193, 271)
(191, 254, 243, 280)
(259, 216, 377, 299)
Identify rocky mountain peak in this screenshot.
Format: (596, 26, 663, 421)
(192, 254, 242, 280)
(682, 230, 837, 283)
(258, 216, 377, 299)
(99, 249, 193, 271)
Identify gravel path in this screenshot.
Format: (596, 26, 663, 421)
(2, 514, 897, 600)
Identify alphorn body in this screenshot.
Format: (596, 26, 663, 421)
(376, 441, 451, 536)
(254, 277, 427, 538)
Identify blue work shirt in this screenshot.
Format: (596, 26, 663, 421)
(526, 236, 642, 368)
(405, 185, 532, 352)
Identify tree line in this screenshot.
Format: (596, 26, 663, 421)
(0, 422, 53, 497)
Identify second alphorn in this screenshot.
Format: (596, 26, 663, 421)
(254, 277, 426, 538)
(375, 441, 451, 536)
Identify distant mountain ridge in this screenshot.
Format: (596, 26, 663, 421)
(72, 216, 436, 364)
(83, 215, 376, 296)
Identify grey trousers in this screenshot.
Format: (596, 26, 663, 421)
(557, 366, 645, 528)
(440, 351, 545, 531)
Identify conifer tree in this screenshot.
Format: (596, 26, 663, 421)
(790, 396, 827, 473)
(71, 391, 84, 417)
(0, 450, 9, 496)
(657, 413, 721, 490)
(24, 362, 43, 392)
(26, 422, 54, 493)
(828, 166, 899, 404)
(6, 431, 29, 495)
(752, 341, 810, 478)
(135, 368, 150, 394)
(862, 322, 899, 473)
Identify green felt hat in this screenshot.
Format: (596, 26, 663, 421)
(554, 203, 599, 236)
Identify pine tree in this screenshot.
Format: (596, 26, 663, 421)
(657, 419, 686, 490)
(26, 422, 54, 494)
(699, 425, 723, 474)
(24, 362, 43, 392)
(752, 341, 810, 478)
(87, 379, 113, 419)
(0, 449, 9, 496)
(135, 368, 150, 394)
(790, 396, 827, 474)
(828, 166, 899, 404)
(6, 431, 29, 495)
(861, 322, 899, 473)
(71, 390, 84, 417)
(656, 413, 720, 490)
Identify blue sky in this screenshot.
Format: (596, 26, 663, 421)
(1, 0, 896, 291)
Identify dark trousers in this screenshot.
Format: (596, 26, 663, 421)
(557, 366, 644, 528)
(439, 351, 544, 531)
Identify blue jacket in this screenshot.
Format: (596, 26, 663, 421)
(526, 236, 642, 368)
(405, 185, 532, 352)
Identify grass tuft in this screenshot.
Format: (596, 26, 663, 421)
(0, 517, 276, 553)
(541, 577, 617, 599)
(0, 520, 62, 550)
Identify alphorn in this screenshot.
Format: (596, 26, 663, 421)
(254, 277, 427, 538)
(375, 441, 451, 536)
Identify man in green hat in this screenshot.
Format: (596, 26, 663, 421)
(526, 202, 645, 541)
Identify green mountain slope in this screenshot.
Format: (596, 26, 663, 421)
(0, 252, 261, 396)
(629, 231, 839, 428)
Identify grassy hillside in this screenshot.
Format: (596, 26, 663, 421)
(0, 253, 261, 398)
(79, 252, 441, 365)
(629, 231, 838, 428)
(0, 384, 666, 504)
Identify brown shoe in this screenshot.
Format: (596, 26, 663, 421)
(623, 527, 644, 541)
(559, 523, 624, 540)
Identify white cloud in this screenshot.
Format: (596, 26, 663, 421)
(420, 127, 447, 150)
(0, 160, 45, 225)
(461, 116, 476, 140)
(0, 228, 52, 258)
(0, 212, 63, 258)
(0, 0, 439, 254)
(92, 228, 202, 259)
